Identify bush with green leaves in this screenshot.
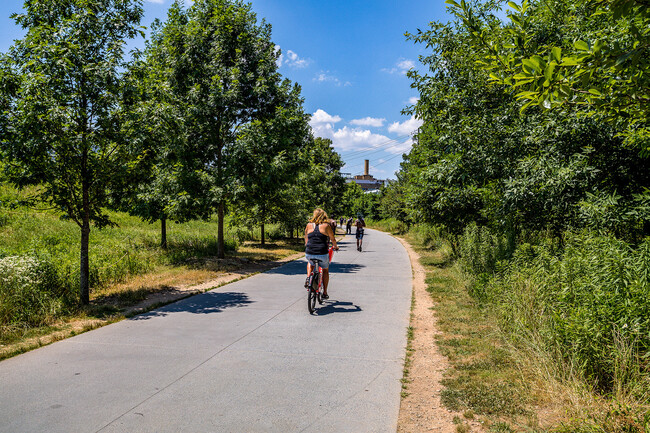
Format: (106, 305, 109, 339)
(478, 232, 650, 393)
(408, 224, 444, 250)
(459, 223, 515, 278)
(0, 255, 74, 334)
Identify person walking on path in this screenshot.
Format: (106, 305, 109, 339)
(355, 215, 366, 251)
(346, 217, 353, 235)
(305, 208, 339, 299)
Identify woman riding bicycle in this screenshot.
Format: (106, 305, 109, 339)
(304, 208, 339, 299)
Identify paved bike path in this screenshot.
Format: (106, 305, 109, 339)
(0, 229, 412, 433)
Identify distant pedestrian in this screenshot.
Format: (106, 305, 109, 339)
(355, 215, 366, 251)
(346, 217, 353, 235)
(340, 217, 344, 227)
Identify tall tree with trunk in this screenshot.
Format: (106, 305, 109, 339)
(0, 0, 144, 305)
(149, 0, 281, 258)
(229, 81, 311, 245)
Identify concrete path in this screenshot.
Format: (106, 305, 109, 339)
(0, 229, 412, 433)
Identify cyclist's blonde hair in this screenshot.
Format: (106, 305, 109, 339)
(309, 208, 329, 224)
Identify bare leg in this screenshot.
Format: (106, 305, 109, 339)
(322, 268, 329, 296)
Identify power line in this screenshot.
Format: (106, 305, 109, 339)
(343, 138, 413, 163)
(339, 134, 412, 159)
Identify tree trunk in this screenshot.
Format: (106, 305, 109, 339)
(80, 220, 90, 305)
(261, 221, 265, 246)
(216, 132, 225, 259)
(161, 216, 167, 249)
(80, 147, 90, 305)
(217, 201, 225, 258)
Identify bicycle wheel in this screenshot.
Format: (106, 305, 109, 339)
(308, 273, 318, 314)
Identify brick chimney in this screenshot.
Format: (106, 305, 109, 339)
(364, 159, 369, 176)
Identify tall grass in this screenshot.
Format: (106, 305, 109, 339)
(0, 254, 76, 336)
(460, 226, 650, 399)
(367, 218, 409, 234)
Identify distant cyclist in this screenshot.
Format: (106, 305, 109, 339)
(355, 215, 366, 251)
(305, 208, 339, 299)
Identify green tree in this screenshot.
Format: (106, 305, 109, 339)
(147, 0, 282, 258)
(114, 26, 214, 250)
(400, 5, 649, 242)
(341, 182, 364, 217)
(0, 0, 144, 304)
(299, 137, 346, 217)
(379, 177, 412, 228)
(446, 0, 650, 154)
(229, 81, 311, 245)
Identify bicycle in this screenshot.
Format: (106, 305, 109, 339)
(306, 246, 334, 314)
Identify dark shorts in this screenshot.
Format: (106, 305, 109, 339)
(356, 229, 364, 240)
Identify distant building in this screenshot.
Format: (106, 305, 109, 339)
(346, 160, 386, 192)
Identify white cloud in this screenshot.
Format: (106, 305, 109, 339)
(313, 71, 350, 87)
(388, 116, 423, 136)
(309, 109, 342, 139)
(385, 137, 416, 155)
(408, 96, 419, 105)
(310, 109, 342, 125)
(397, 59, 415, 70)
(310, 110, 417, 167)
(332, 126, 392, 152)
(382, 58, 416, 75)
(275, 46, 311, 68)
(349, 117, 385, 128)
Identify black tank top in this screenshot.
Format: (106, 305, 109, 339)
(305, 223, 329, 255)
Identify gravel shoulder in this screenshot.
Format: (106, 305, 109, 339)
(395, 236, 459, 433)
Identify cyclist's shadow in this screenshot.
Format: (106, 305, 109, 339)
(315, 300, 362, 316)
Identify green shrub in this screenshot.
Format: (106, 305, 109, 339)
(479, 232, 650, 393)
(409, 223, 444, 250)
(0, 255, 74, 333)
(367, 218, 409, 234)
(266, 225, 284, 241)
(459, 223, 515, 279)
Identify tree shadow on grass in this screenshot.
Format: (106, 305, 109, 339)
(130, 291, 253, 320)
(314, 300, 362, 316)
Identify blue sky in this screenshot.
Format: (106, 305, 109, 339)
(0, 0, 451, 179)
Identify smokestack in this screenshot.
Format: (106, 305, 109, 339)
(364, 159, 369, 176)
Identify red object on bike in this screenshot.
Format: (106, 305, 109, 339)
(328, 246, 334, 262)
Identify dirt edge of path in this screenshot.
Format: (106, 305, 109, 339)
(394, 235, 459, 433)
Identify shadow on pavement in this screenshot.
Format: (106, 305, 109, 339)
(267, 260, 365, 276)
(130, 291, 253, 320)
(330, 262, 364, 273)
(315, 300, 362, 316)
